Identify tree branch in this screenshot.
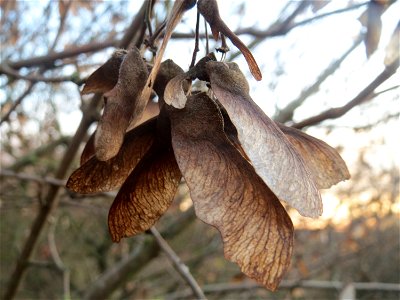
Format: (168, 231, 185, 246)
(0, 83, 35, 125)
(7, 40, 117, 70)
(171, 2, 368, 41)
(150, 227, 206, 300)
(274, 35, 363, 123)
(83, 208, 195, 300)
(293, 60, 399, 129)
(5, 2, 367, 71)
(0, 63, 81, 84)
(2, 4, 147, 298)
(6, 136, 70, 172)
(0, 169, 66, 187)
(48, 216, 71, 300)
(165, 280, 400, 299)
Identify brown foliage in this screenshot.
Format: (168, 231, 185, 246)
(169, 93, 293, 290)
(67, 117, 156, 193)
(95, 47, 148, 161)
(197, 0, 262, 81)
(68, 52, 349, 289)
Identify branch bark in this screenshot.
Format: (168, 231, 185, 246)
(274, 35, 363, 123)
(0, 63, 81, 84)
(293, 60, 399, 129)
(150, 227, 206, 299)
(83, 208, 195, 300)
(165, 280, 400, 299)
(2, 3, 147, 298)
(0, 169, 66, 187)
(6, 40, 117, 70)
(0, 83, 35, 125)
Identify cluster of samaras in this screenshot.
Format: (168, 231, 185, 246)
(67, 0, 349, 291)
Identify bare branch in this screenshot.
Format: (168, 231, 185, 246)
(48, 217, 71, 300)
(274, 35, 363, 123)
(6, 2, 366, 72)
(171, 2, 368, 41)
(293, 60, 399, 129)
(7, 40, 117, 70)
(49, 0, 72, 50)
(2, 96, 102, 300)
(0, 169, 66, 187)
(2, 5, 147, 298)
(7, 136, 70, 172)
(150, 227, 206, 300)
(0, 82, 35, 125)
(118, 1, 147, 49)
(166, 280, 400, 299)
(0, 63, 81, 84)
(189, 11, 201, 69)
(83, 208, 195, 300)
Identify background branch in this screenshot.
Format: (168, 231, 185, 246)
(150, 227, 206, 300)
(0, 169, 66, 187)
(165, 280, 400, 299)
(0, 63, 81, 84)
(83, 208, 195, 300)
(293, 60, 399, 129)
(0, 83, 35, 125)
(2, 3, 148, 298)
(274, 35, 363, 123)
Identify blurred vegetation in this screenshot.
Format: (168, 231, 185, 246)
(0, 0, 399, 299)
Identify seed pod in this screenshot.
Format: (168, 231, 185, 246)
(95, 47, 148, 161)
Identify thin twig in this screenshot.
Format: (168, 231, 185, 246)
(293, 60, 399, 129)
(50, 0, 72, 50)
(165, 280, 400, 299)
(115, 1, 148, 50)
(5, 2, 368, 71)
(146, 20, 167, 51)
(172, 2, 369, 41)
(204, 17, 209, 54)
(7, 136, 70, 172)
(83, 208, 195, 300)
(7, 40, 117, 70)
(0, 63, 80, 84)
(0, 169, 66, 187)
(0, 82, 35, 125)
(145, 0, 154, 37)
(2, 5, 147, 298)
(274, 34, 363, 123)
(48, 216, 71, 300)
(150, 227, 207, 300)
(190, 11, 201, 69)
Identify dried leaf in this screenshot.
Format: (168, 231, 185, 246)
(277, 123, 350, 189)
(169, 93, 293, 290)
(82, 49, 127, 94)
(95, 47, 148, 161)
(384, 21, 399, 66)
(197, 0, 262, 81)
(164, 73, 190, 109)
(217, 101, 250, 161)
(311, 1, 331, 13)
(108, 141, 181, 242)
(66, 117, 156, 194)
(163, 54, 216, 109)
(153, 59, 185, 99)
(80, 131, 96, 165)
(206, 62, 322, 218)
(362, 1, 385, 57)
(140, 0, 196, 109)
